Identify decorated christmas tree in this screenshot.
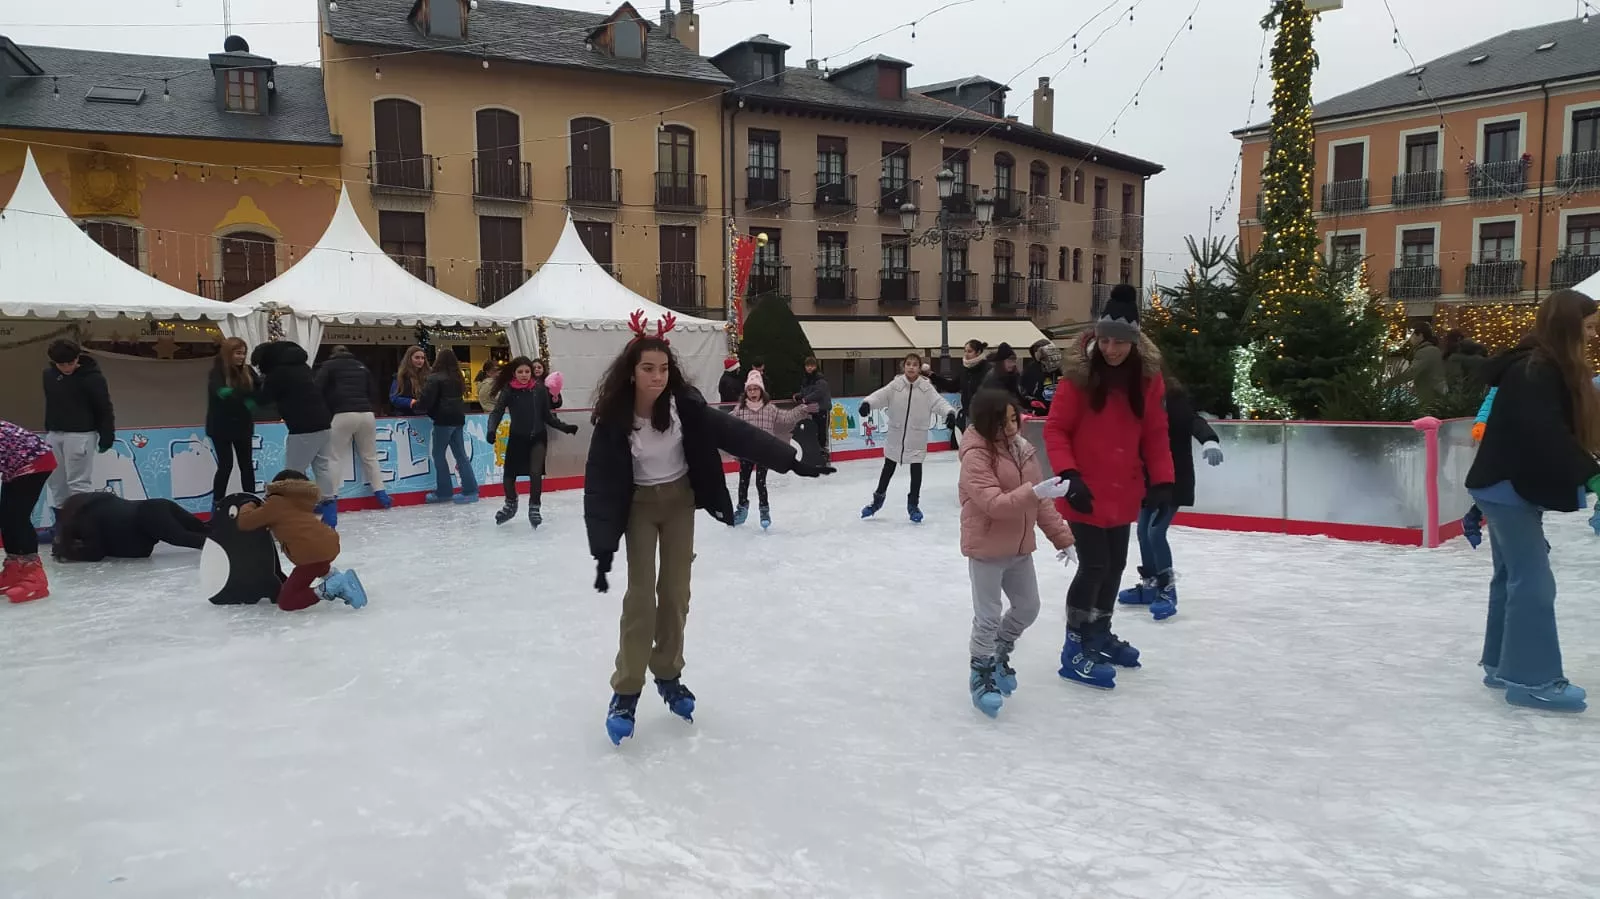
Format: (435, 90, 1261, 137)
(1144, 237, 1254, 418)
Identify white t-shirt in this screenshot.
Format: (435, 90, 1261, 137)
(630, 397, 689, 486)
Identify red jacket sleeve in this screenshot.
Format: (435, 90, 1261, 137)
(1043, 381, 1081, 476)
(1141, 376, 1176, 486)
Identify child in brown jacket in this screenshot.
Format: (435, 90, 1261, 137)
(236, 469, 368, 611)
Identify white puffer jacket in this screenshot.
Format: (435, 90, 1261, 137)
(863, 374, 954, 464)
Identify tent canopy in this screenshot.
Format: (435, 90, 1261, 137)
(0, 148, 250, 322)
(235, 187, 507, 329)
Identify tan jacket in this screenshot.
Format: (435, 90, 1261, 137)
(477, 379, 500, 412)
(236, 478, 340, 565)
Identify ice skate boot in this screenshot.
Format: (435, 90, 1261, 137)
(606, 693, 640, 744)
(759, 504, 771, 529)
(453, 491, 479, 505)
(1504, 680, 1587, 713)
(528, 504, 542, 529)
(1058, 630, 1116, 689)
(908, 501, 924, 524)
(374, 490, 393, 510)
(320, 569, 368, 609)
(0, 556, 23, 593)
(1149, 569, 1178, 621)
(1481, 665, 1507, 689)
(1086, 622, 1141, 668)
(424, 492, 452, 504)
(495, 497, 519, 525)
(860, 492, 885, 518)
(4, 558, 49, 604)
(969, 657, 1004, 718)
(1117, 566, 1155, 605)
(655, 678, 696, 722)
(994, 638, 1018, 695)
(734, 502, 749, 526)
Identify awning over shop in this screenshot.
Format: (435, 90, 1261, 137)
(889, 316, 1050, 354)
(799, 319, 917, 359)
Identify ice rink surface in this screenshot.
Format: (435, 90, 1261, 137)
(3, 454, 1597, 898)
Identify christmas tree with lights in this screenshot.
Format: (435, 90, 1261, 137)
(1144, 237, 1254, 418)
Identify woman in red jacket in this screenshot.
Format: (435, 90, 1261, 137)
(1044, 284, 1175, 690)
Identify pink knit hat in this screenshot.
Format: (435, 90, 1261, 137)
(745, 369, 765, 391)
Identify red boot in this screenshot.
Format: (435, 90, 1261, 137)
(0, 556, 22, 593)
(6, 557, 49, 603)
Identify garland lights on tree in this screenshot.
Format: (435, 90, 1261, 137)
(1254, 0, 1320, 332)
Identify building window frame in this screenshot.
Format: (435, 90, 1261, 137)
(1558, 206, 1600, 255)
(212, 223, 283, 301)
(224, 68, 260, 113)
(1325, 135, 1370, 184)
(78, 217, 146, 272)
(1475, 113, 1528, 164)
(1394, 125, 1442, 176)
(1471, 214, 1522, 264)
(1562, 101, 1600, 156)
(1392, 221, 1441, 267)
(1323, 228, 1367, 266)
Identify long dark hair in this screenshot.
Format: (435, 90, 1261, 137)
(1087, 341, 1146, 417)
(968, 387, 1019, 446)
(431, 348, 463, 390)
(214, 337, 255, 391)
(1531, 289, 1600, 451)
(592, 337, 686, 431)
(492, 355, 536, 395)
(395, 344, 429, 397)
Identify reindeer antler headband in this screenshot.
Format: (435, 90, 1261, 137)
(627, 309, 678, 345)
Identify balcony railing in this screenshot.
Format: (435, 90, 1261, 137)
(1091, 282, 1114, 317)
(1387, 264, 1441, 299)
(394, 255, 437, 286)
(1092, 207, 1118, 241)
(1465, 259, 1526, 298)
(992, 187, 1026, 223)
(1120, 214, 1144, 250)
(942, 183, 977, 217)
(568, 166, 622, 206)
(1557, 150, 1600, 192)
(749, 262, 791, 300)
(1392, 170, 1445, 207)
(879, 177, 919, 213)
(476, 263, 529, 306)
(369, 150, 433, 195)
(472, 159, 532, 202)
(1027, 194, 1057, 230)
(746, 168, 790, 210)
(1026, 277, 1056, 313)
(945, 271, 977, 308)
(815, 266, 857, 306)
(1468, 160, 1527, 200)
(992, 272, 1027, 311)
(1320, 178, 1369, 213)
(815, 173, 857, 209)
(878, 268, 919, 307)
(658, 266, 707, 310)
(1551, 253, 1600, 290)
(196, 277, 223, 301)
(654, 171, 707, 211)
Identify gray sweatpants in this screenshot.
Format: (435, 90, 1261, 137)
(283, 430, 336, 500)
(46, 431, 97, 509)
(968, 554, 1043, 659)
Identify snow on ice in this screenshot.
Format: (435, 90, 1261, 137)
(1, 455, 1597, 898)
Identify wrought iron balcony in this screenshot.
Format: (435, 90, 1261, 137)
(394, 255, 437, 286)
(1091, 282, 1114, 317)
(568, 166, 622, 206)
(746, 168, 790, 210)
(1468, 160, 1527, 200)
(1386, 264, 1441, 299)
(1557, 150, 1600, 191)
(658, 266, 707, 309)
(368, 150, 433, 195)
(1392, 170, 1445, 207)
(879, 177, 919, 213)
(476, 263, 529, 306)
(1027, 194, 1057, 230)
(1026, 277, 1056, 313)
(1551, 253, 1600, 290)
(1120, 214, 1144, 251)
(878, 268, 919, 307)
(1320, 178, 1369, 213)
(991, 187, 1026, 223)
(1464, 259, 1526, 298)
(814, 266, 857, 307)
(945, 271, 978, 308)
(749, 262, 791, 300)
(472, 159, 532, 202)
(196, 277, 224, 301)
(654, 172, 707, 212)
(942, 183, 978, 217)
(1092, 207, 1118, 241)
(992, 272, 1027, 311)
(814, 173, 857, 209)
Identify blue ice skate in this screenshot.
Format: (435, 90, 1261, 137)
(606, 693, 639, 744)
(373, 490, 393, 510)
(1117, 567, 1156, 606)
(1149, 570, 1178, 621)
(861, 492, 885, 519)
(734, 502, 749, 526)
(759, 505, 771, 529)
(1504, 680, 1587, 713)
(1086, 626, 1141, 668)
(321, 569, 368, 609)
(453, 491, 479, 505)
(1059, 631, 1116, 689)
(993, 639, 1019, 695)
(315, 499, 338, 529)
(424, 492, 452, 504)
(969, 658, 1004, 718)
(1481, 665, 1507, 689)
(908, 501, 924, 524)
(656, 678, 696, 722)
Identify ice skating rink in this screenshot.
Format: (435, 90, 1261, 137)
(2, 454, 1597, 898)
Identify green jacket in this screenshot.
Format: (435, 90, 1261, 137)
(1389, 343, 1446, 404)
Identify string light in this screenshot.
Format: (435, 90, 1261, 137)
(1254, 0, 1320, 344)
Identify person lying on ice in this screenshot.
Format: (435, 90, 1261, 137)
(235, 469, 367, 611)
(52, 492, 210, 562)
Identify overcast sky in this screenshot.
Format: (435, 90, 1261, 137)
(6, 0, 1596, 284)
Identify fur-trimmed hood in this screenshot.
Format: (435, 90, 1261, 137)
(266, 477, 321, 511)
(1062, 332, 1163, 386)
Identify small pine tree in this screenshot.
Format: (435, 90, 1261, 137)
(1145, 237, 1253, 417)
(738, 296, 813, 398)
(1250, 263, 1388, 419)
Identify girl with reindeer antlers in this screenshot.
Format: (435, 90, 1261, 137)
(584, 310, 835, 745)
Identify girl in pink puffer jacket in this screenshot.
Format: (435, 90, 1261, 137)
(958, 388, 1074, 718)
(0, 420, 58, 603)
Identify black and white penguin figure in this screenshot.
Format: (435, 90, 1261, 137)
(200, 493, 285, 605)
(789, 417, 828, 469)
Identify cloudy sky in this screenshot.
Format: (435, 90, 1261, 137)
(6, 0, 1596, 285)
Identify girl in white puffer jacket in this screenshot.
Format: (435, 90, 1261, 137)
(859, 352, 955, 523)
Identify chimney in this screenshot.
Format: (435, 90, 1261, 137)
(660, 2, 676, 37)
(1034, 76, 1054, 133)
(805, 58, 819, 70)
(678, 0, 699, 53)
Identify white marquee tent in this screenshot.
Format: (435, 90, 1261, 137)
(487, 215, 728, 406)
(235, 186, 508, 351)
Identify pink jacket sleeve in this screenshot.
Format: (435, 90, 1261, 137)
(1140, 376, 1176, 486)
(1043, 381, 1081, 477)
(961, 443, 1037, 520)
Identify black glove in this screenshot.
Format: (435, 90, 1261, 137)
(792, 461, 836, 478)
(1057, 469, 1094, 515)
(945, 412, 957, 432)
(594, 554, 612, 593)
(562, 423, 580, 435)
(858, 402, 870, 417)
(98, 436, 114, 454)
(1143, 483, 1174, 510)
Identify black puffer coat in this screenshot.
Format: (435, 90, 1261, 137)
(417, 372, 467, 427)
(487, 381, 571, 440)
(1163, 382, 1220, 508)
(957, 358, 992, 413)
(252, 341, 332, 434)
(205, 364, 258, 440)
(42, 354, 115, 447)
(314, 349, 375, 414)
(1466, 345, 1600, 512)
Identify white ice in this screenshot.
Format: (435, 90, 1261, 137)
(2, 455, 1598, 899)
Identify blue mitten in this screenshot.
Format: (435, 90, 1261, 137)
(1462, 505, 1483, 549)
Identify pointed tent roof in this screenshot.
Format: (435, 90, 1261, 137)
(487, 214, 723, 329)
(235, 187, 507, 327)
(0, 148, 250, 321)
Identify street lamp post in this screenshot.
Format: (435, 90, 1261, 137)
(900, 168, 994, 375)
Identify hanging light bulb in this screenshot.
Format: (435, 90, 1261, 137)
(482, 59, 489, 69)
(233, 167, 240, 185)
(52, 76, 59, 98)
(162, 79, 171, 101)
(297, 167, 305, 185)
(375, 59, 383, 80)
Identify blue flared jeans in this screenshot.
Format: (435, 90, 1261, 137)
(1473, 493, 1564, 688)
(1135, 504, 1177, 574)
(431, 425, 478, 498)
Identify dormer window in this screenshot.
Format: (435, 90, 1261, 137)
(613, 21, 644, 58)
(225, 69, 260, 113)
(755, 50, 779, 81)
